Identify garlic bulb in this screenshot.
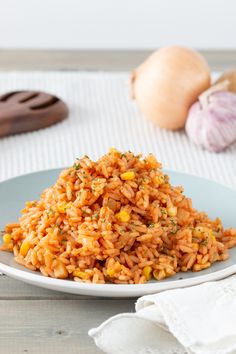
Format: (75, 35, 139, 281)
(186, 90, 236, 152)
(131, 46, 211, 130)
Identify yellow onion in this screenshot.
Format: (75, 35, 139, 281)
(131, 46, 211, 130)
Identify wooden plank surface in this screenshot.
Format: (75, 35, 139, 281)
(0, 275, 84, 299)
(0, 275, 135, 301)
(0, 275, 135, 353)
(0, 50, 235, 71)
(0, 297, 134, 354)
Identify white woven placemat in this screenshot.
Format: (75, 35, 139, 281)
(0, 71, 235, 189)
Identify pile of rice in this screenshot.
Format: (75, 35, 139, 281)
(1, 149, 236, 284)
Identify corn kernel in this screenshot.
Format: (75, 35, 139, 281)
(167, 206, 177, 217)
(73, 269, 82, 277)
(20, 241, 30, 256)
(120, 171, 135, 181)
(210, 232, 216, 241)
(142, 266, 152, 281)
(25, 201, 37, 208)
(192, 243, 199, 251)
(106, 268, 115, 277)
(73, 270, 88, 279)
(115, 210, 130, 222)
(57, 203, 67, 213)
(3, 233, 12, 244)
(155, 175, 165, 185)
(153, 269, 166, 280)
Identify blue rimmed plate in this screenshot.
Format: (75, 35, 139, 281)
(0, 169, 235, 297)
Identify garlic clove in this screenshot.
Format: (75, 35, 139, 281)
(186, 91, 236, 152)
(198, 80, 230, 109)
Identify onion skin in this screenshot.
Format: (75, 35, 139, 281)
(131, 47, 211, 130)
(186, 91, 236, 152)
(215, 70, 236, 94)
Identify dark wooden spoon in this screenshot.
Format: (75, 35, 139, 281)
(0, 90, 69, 138)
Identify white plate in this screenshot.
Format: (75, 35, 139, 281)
(0, 169, 236, 297)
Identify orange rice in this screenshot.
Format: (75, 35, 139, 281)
(1, 149, 236, 284)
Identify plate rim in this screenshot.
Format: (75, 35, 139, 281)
(0, 168, 236, 297)
(0, 258, 236, 297)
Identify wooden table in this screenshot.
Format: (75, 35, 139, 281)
(0, 275, 135, 353)
(0, 50, 235, 71)
(0, 49, 235, 354)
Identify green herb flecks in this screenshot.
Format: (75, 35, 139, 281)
(73, 162, 81, 170)
(46, 208, 54, 218)
(82, 210, 88, 215)
(200, 239, 208, 246)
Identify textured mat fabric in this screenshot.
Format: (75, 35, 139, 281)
(0, 71, 235, 188)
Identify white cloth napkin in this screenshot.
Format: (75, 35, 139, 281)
(89, 275, 236, 354)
